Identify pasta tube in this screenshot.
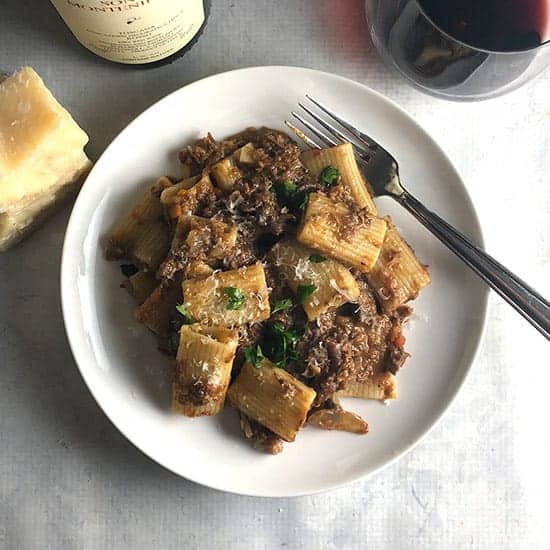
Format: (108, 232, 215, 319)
(297, 193, 387, 273)
(177, 216, 237, 261)
(135, 281, 182, 336)
(338, 315, 399, 400)
(182, 263, 271, 326)
(227, 359, 316, 442)
(121, 270, 158, 304)
(269, 240, 359, 320)
(367, 219, 431, 312)
(106, 176, 172, 270)
(301, 143, 376, 213)
(338, 373, 398, 400)
(172, 325, 239, 417)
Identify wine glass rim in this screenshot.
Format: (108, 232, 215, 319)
(416, 0, 550, 55)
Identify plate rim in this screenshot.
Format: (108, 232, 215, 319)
(61, 65, 489, 497)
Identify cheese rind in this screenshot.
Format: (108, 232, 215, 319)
(0, 67, 91, 250)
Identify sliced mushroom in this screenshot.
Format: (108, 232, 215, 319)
(308, 409, 369, 435)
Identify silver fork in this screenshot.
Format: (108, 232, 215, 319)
(286, 95, 550, 340)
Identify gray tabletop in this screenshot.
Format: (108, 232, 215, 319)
(1, 1, 550, 549)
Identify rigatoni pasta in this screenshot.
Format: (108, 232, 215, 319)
(121, 270, 158, 304)
(104, 127, 430, 454)
(297, 193, 387, 273)
(300, 143, 376, 213)
(227, 359, 316, 442)
(269, 240, 359, 320)
(178, 216, 237, 261)
(173, 325, 239, 417)
(135, 281, 181, 336)
(338, 373, 398, 401)
(182, 263, 271, 326)
(367, 218, 431, 312)
(106, 176, 172, 270)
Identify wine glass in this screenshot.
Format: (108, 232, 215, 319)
(365, 0, 550, 100)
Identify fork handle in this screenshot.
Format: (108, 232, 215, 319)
(396, 191, 550, 340)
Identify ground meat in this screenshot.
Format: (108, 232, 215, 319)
(386, 306, 412, 374)
(327, 180, 356, 205)
(239, 412, 284, 455)
(263, 262, 287, 301)
(351, 271, 378, 322)
(254, 232, 283, 257)
(388, 347, 409, 373)
(178, 133, 227, 174)
(237, 323, 263, 353)
(335, 208, 375, 242)
(231, 175, 293, 235)
(221, 225, 257, 270)
(355, 315, 392, 381)
(174, 376, 225, 407)
(295, 285, 408, 406)
(185, 128, 313, 261)
(304, 316, 372, 407)
(158, 217, 235, 281)
(252, 128, 310, 184)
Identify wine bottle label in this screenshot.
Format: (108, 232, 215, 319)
(50, 0, 205, 64)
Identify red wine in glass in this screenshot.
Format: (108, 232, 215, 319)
(419, 0, 548, 52)
(373, 0, 550, 98)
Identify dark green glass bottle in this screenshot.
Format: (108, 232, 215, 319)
(50, 0, 211, 67)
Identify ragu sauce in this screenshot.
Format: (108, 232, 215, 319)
(419, 0, 549, 51)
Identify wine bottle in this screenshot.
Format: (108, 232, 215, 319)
(49, 0, 210, 67)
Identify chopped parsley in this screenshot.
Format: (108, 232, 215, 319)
(263, 322, 304, 368)
(175, 303, 194, 324)
(271, 297, 293, 315)
(273, 180, 298, 205)
(223, 287, 246, 310)
(245, 345, 264, 368)
(272, 180, 309, 213)
(296, 283, 317, 303)
(297, 190, 309, 211)
(309, 253, 326, 263)
(120, 263, 139, 278)
(319, 166, 340, 188)
(273, 322, 303, 344)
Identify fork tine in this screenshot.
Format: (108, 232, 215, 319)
(284, 120, 322, 149)
(298, 102, 349, 145)
(298, 101, 371, 159)
(305, 94, 377, 151)
(291, 111, 338, 147)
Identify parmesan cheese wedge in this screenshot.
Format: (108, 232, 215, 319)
(0, 67, 92, 251)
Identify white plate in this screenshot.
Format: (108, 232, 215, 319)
(61, 66, 488, 497)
